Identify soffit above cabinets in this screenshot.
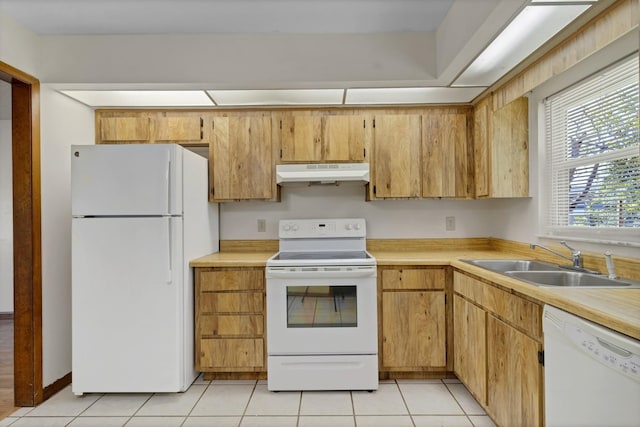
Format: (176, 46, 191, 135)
(24, 0, 605, 107)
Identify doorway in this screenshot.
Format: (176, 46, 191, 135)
(0, 60, 43, 409)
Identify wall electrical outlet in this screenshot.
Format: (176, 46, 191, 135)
(445, 216, 456, 231)
(257, 219, 266, 232)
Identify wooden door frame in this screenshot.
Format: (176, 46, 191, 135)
(0, 60, 43, 406)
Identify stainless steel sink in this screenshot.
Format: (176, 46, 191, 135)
(504, 271, 640, 288)
(462, 259, 563, 273)
(462, 259, 640, 289)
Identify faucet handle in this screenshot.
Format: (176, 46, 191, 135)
(560, 241, 583, 268)
(560, 241, 578, 254)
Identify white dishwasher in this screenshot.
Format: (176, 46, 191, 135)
(543, 305, 640, 427)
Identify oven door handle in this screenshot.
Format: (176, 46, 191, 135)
(266, 267, 376, 279)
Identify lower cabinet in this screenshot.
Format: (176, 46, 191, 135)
(453, 294, 486, 405)
(453, 272, 543, 427)
(487, 315, 542, 427)
(195, 268, 266, 372)
(380, 267, 447, 372)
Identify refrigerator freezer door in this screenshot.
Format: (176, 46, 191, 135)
(71, 144, 182, 216)
(72, 216, 185, 394)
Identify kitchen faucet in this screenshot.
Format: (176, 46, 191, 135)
(530, 241, 583, 269)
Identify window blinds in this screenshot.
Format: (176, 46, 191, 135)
(544, 55, 639, 231)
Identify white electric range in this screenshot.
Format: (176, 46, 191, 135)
(265, 218, 378, 391)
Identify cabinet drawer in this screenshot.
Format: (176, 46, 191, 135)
(199, 270, 264, 291)
(453, 272, 484, 303)
(200, 292, 264, 313)
(199, 314, 264, 337)
(198, 338, 264, 369)
(382, 268, 445, 290)
(483, 286, 541, 340)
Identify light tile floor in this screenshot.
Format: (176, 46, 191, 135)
(0, 377, 497, 427)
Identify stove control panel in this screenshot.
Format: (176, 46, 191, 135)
(279, 218, 366, 239)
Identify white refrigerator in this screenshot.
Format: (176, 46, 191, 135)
(71, 144, 218, 395)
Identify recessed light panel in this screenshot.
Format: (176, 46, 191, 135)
(60, 90, 214, 107)
(453, 4, 590, 87)
(207, 89, 344, 106)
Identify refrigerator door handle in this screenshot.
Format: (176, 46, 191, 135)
(166, 154, 172, 215)
(166, 219, 173, 284)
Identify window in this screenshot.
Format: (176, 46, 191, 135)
(543, 54, 639, 244)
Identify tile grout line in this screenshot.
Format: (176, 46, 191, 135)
(122, 392, 155, 426)
(238, 379, 258, 427)
(350, 390, 357, 427)
(178, 380, 211, 427)
(296, 390, 302, 427)
(394, 379, 417, 427)
(443, 381, 477, 427)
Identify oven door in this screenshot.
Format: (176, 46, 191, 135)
(266, 266, 377, 355)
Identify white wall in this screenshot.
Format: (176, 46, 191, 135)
(39, 85, 94, 386)
(0, 13, 40, 77)
(0, 116, 12, 313)
(220, 185, 498, 240)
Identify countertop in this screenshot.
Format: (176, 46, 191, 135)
(190, 249, 640, 340)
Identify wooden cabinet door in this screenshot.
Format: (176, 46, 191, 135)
(487, 315, 542, 427)
(473, 98, 491, 198)
(372, 114, 422, 198)
(491, 97, 529, 197)
(210, 113, 273, 201)
(154, 112, 203, 143)
(453, 295, 487, 405)
(323, 114, 367, 162)
(278, 112, 323, 162)
(99, 114, 150, 143)
(422, 109, 471, 198)
(382, 291, 446, 369)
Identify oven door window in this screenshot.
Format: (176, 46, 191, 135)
(286, 285, 357, 328)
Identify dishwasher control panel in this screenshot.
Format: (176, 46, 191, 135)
(565, 323, 640, 381)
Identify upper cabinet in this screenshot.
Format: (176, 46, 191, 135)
(277, 111, 323, 162)
(370, 114, 422, 199)
(98, 112, 151, 143)
(422, 108, 473, 198)
(323, 114, 367, 162)
(209, 112, 275, 202)
(370, 108, 474, 200)
(96, 110, 206, 145)
(154, 112, 204, 144)
(474, 97, 529, 198)
(275, 111, 368, 163)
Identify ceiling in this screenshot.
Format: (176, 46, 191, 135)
(0, 0, 605, 107)
(0, 0, 456, 35)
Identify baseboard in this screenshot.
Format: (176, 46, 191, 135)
(0, 312, 14, 320)
(43, 373, 72, 401)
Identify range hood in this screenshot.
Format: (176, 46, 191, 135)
(276, 163, 369, 185)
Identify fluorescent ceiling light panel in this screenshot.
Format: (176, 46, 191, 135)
(345, 87, 486, 104)
(207, 89, 343, 106)
(60, 90, 214, 107)
(453, 4, 590, 87)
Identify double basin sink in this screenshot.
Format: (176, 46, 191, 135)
(462, 259, 640, 289)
